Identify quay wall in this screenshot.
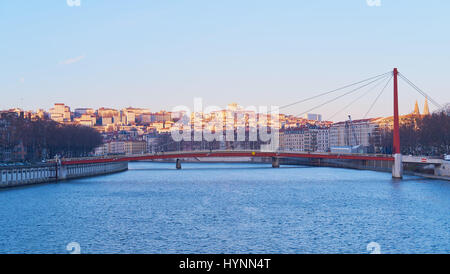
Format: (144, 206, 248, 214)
(0, 165, 57, 188)
(280, 157, 393, 173)
(0, 162, 128, 188)
(280, 157, 450, 180)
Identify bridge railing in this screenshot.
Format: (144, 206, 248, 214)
(57, 149, 395, 164)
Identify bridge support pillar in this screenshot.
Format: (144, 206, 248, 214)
(392, 154, 403, 179)
(176, 159, 182, 170)
(434, 162, 450, 177)
(57, 165, 68, 180)
(272, 157, 280, 168)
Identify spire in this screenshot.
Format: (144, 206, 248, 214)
(413, 100, 420, 115)
(423, 98, 430, 115)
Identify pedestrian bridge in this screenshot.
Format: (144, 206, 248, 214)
(58, 150, 449, 179)
(61, 150, 447, 165)
(61, 150, 395, 165)
(2, 151, 448, 188)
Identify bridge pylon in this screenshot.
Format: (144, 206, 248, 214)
(392, 68, 403, 179)
(272, 157, 280, 168)
(392, 154, 403, 179)
(176, 159, 182, 170)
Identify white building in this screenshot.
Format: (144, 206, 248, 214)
(316, 127, 329, 152)
(125, 141, 146, 155)
(109, 141, 125, 155)
(143, 134, 160, 153)
(94, 141, 126, 156)
(126, 111, 136, 125)
(76, 114, 97, 127)
(329, 118, 379, 148)
(303, 113, 322, 121)
(280, 129, 304, 151)
(49, 103, 71, 122)
(280, 126, 329, 152)
(74, 108, 95, 118)
(94, 143, 108, 156)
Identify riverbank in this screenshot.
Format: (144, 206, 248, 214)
(0, 161, 128, 189)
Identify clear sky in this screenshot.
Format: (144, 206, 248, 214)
(1, 0, 449, 121)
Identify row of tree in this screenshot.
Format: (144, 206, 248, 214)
(375, 112, 450, 156)
(0, 114, 103, 162)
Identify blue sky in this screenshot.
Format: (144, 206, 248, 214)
(1, 0, 449, 121)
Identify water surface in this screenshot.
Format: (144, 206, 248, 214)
(0, 162, 449, 254)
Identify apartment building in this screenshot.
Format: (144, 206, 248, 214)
(329, 118, 379, 148)
(125, 141, 146, 155)
(280, 126, 329, 152)
(49, 103, 71, 123)
(75, 114, 97, 127)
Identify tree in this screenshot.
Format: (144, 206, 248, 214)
(374, 113, 450, 156)
(0, 115, 103, 162)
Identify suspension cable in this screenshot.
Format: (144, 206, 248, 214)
(326, 74, 391, 121)
(294, 73, 392, 118)
(398, 73, 442, 109)
(363, 75, 393, 119)
(278, 71, 392, 110)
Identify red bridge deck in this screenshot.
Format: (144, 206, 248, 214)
(60, 150, 394, 165)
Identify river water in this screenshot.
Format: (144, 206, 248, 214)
(0, 162, 449, 254)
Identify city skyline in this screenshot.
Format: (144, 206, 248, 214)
(1, 1, 449, 121)
(1, 97, 433, 123)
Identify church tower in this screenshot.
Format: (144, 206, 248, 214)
(423, 98, 430, 115)
(413, 100, 420, 115)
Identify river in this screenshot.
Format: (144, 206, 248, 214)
(0, 162, 449, 254)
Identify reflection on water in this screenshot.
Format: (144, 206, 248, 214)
(0, 162, 449, 254)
